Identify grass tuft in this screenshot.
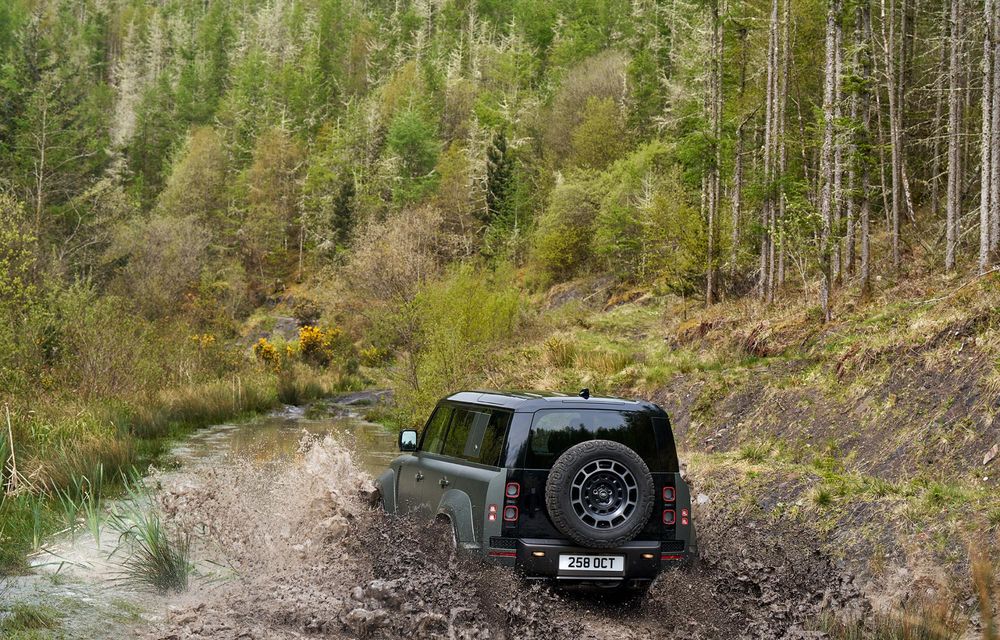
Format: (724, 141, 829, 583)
(811, 485, 834, 507)
(108, 476, 192, 594)
(0, 603, 61, 634)
(737, 441, 772, 463)
(543, 336, 577, 368)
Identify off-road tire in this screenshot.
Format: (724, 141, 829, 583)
(545, 440, 655, 549)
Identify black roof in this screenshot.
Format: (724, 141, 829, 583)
(442, 390, 664, 414)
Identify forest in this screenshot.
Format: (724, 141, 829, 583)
(1, 0, 1000, 636)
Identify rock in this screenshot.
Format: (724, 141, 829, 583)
(984, 443, 999, 466)
(696, 493, 711, 506)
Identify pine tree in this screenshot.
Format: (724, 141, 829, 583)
(485, 130, 513, 224)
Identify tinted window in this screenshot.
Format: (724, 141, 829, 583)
(525, 409, 675, 471)
(440, 407, 511, 466)
(420, 406, 452, 453)
(471, 410, 511, 466)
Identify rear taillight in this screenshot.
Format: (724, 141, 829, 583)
(488, 504, 498, 521)
(662, 486, 675, 502)
(681, 508, 689, 526)
(505, 482, 521, 498)
(662, 509, 676, 525)
(503, 506, 519, 522)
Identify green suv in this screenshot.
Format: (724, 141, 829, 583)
(374, 390, 697, 591)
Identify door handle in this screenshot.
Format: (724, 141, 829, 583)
(415, 471, 424, 482)
(439, 477, 450, 488)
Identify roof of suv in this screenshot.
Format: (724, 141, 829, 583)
(444, 390, 665, 414)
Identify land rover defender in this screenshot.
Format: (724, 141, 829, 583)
(374, 390, 697, 592)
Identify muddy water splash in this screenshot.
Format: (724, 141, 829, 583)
(148, 424, 579, 639)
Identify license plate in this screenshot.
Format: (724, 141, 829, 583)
(558, 554, 625, 574)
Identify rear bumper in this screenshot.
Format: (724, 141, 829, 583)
(487, 538, 692, 582)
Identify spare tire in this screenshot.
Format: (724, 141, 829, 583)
(544, 440, 655, 549)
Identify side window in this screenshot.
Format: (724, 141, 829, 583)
(442, 407, 511, 466)
(420, 405, 452, 454)
(476, 410, 511, 467)
(442, 408, 477, 458)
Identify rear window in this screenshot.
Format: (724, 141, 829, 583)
(524, 409, 677, 471)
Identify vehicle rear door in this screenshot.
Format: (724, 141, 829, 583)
(397, 405, 452, 516)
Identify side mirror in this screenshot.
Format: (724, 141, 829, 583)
(399, 429, 418, 452)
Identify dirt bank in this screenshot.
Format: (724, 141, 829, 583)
(147, 436, 863, 640)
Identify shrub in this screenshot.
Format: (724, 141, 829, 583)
(297, 325, 344, 368)
(108, 478, 191, 593)
(575, 348, 634, 376)
(394, 263, 522, 420)
(532, 178, 599, 285)
(341, 206, 453, 308)
(105, 214, 211, 319)
(253, 338, 281, 370)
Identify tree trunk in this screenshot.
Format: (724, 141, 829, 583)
(860, 1, 874, 295)
(760, 0, 780, 302)
(881, 0, 903, 269)
(821, 0, 840, 322)
(991, 3, 1000, 257)
(930, 2, 950, 220)
(731, 125, 744, 277)
(981, 0, 994, 273)
(778, 0, 791, 287)
(705, 0, 723, 305)
(833, 12, 844, 283)
(946, 0, 963, 272)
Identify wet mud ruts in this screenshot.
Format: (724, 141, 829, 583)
(149, 436, 863, 640)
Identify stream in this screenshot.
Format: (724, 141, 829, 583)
(1, 391, 397, 638)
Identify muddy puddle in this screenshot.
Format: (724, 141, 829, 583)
(3, 390, 866, 639)
(0, 391, 398, 638)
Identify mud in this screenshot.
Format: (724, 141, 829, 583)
(147, 436, 864, 640)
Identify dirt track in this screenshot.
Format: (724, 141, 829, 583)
(147, 436, 865, 640)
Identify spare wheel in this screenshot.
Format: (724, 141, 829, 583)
(544, 439, 655, 549)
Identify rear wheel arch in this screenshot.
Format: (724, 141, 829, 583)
(436, 490, 476, 548)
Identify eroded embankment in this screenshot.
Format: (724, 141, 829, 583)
(147, 436, 863, 640)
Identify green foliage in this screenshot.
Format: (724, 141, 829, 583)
(0, 603, 61, 635)
(155, 127, 229, 225)
(394, 263, 522, 419)
(386, 109, 441, 204)
(545, 51, 628, 165)
(240, 127, 306, 283)
(570, 97, 629, 170)
(591, 144, 705, 292)
(485, 130, 514, 223)
(0, 192, 34, 306)
(532, 177, 599, 285)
